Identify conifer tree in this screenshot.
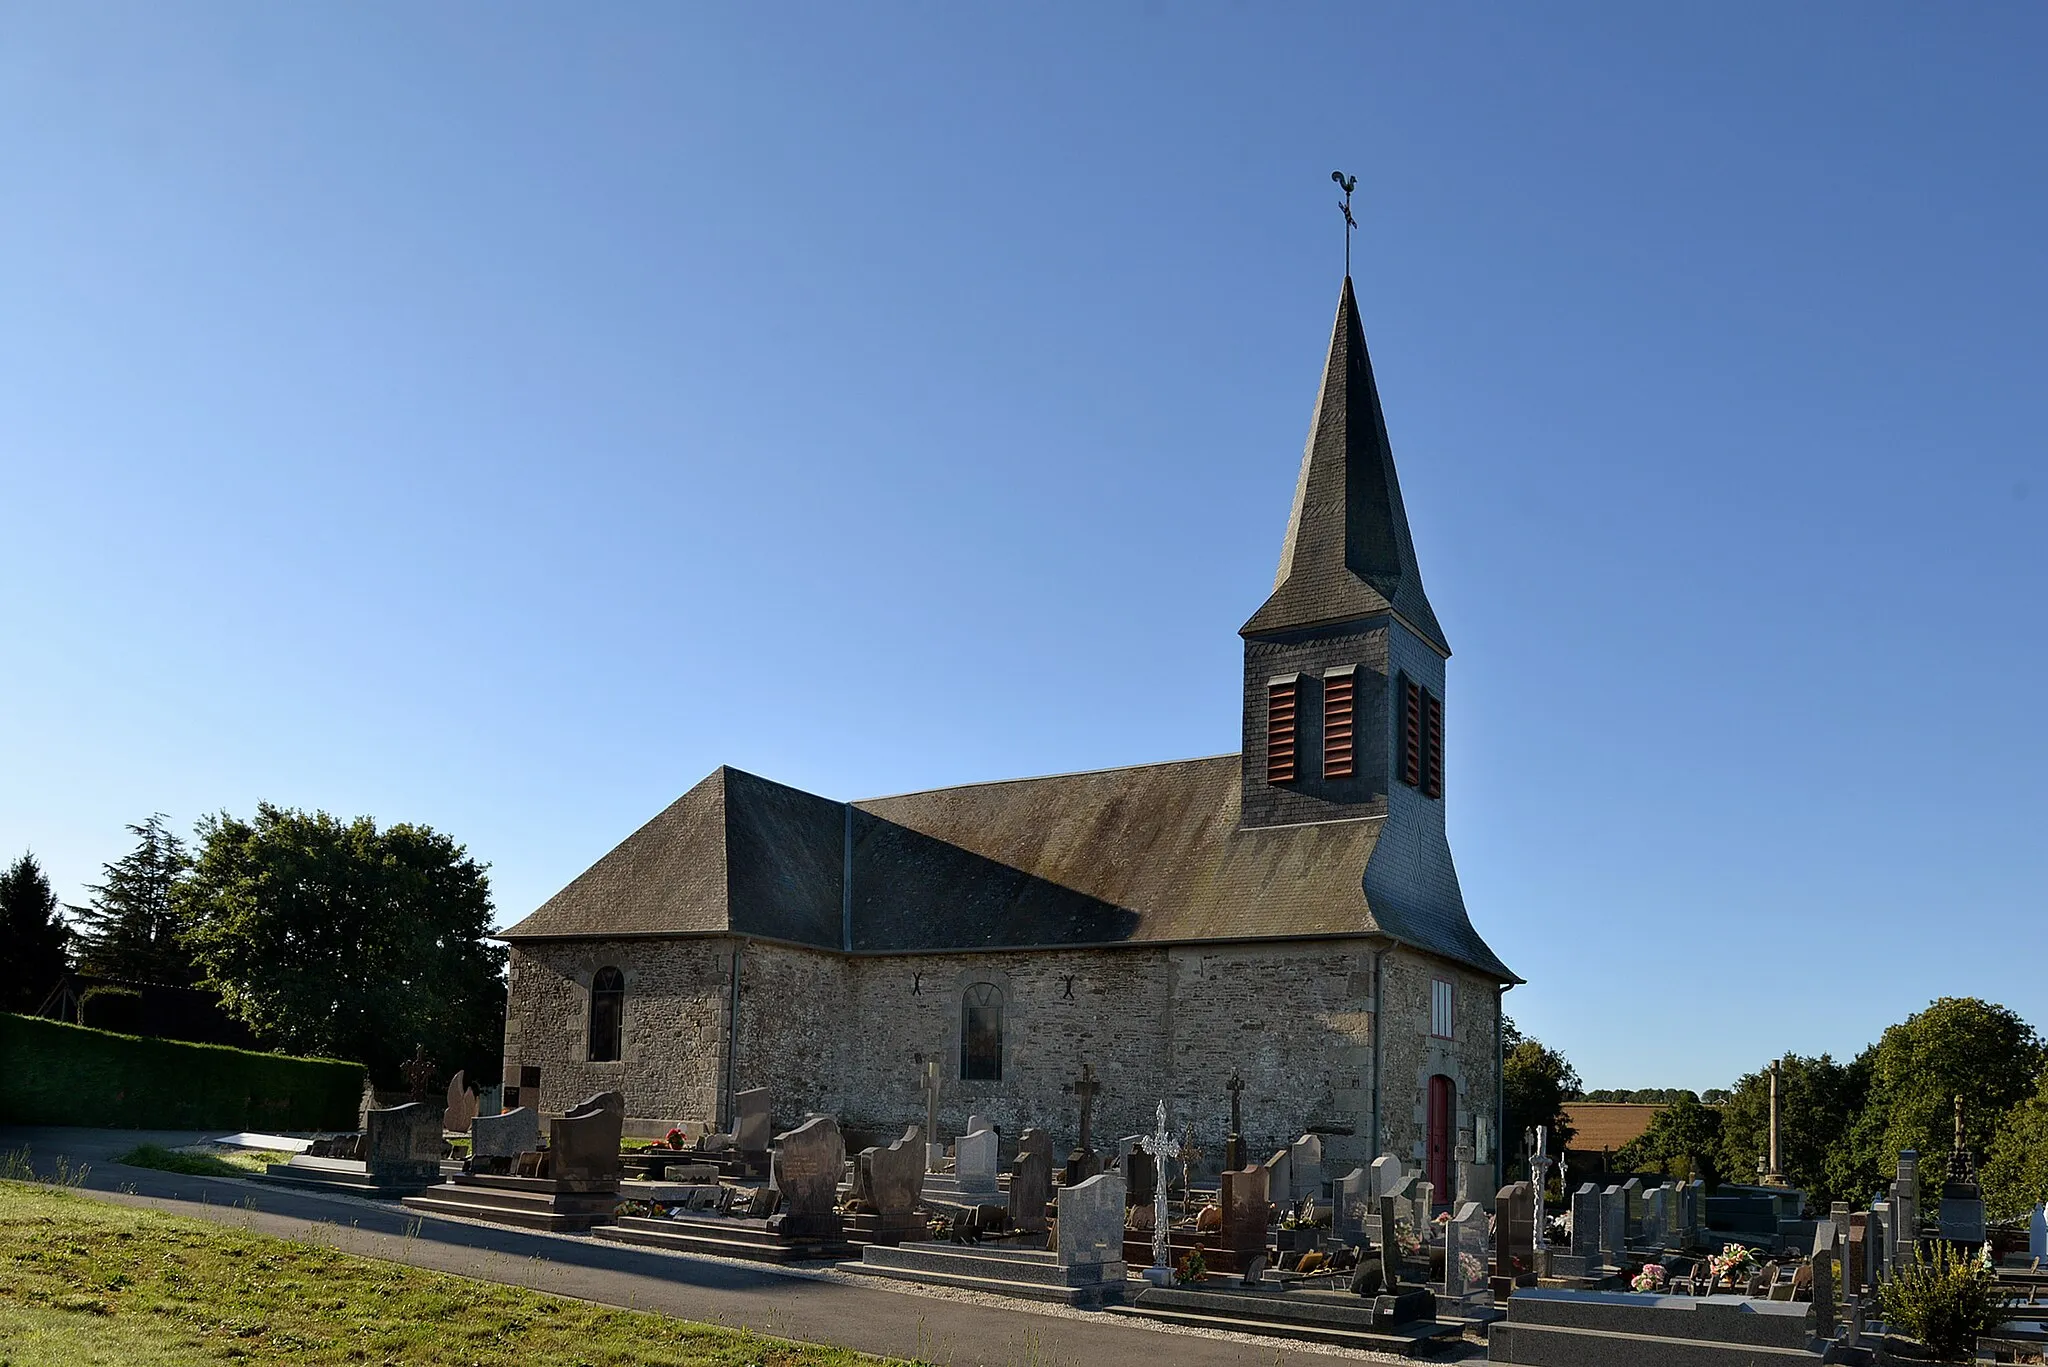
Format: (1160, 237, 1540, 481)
(0, 852, 71, 1011)
(70, 814, 198, 986)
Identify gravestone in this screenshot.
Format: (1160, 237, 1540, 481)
(1495, 1182, 1535, 1284)
(1862, 1206, 1885, 1293)
(1619, 1177, 1645, 1239)
(766, 1114, 845, 1240)
(1684, 1179, 1707, 1247)
(1894, 1150, 1920, 1267)
(1642, 1185, 1670, 1248)
(1569, 1182, 1600, 1261)
(1335, 1167, 1370, 1244)
(1845, 1212, 1868, 1290)
(365, 1102, 441, 1183)
(1290, 1134, 1324, 1203)
(471, 1106, 540, 1161)
(860, 1126, 924, 1219)
(2030, 1203, 2047, 1260)
(550, 1091, 625, 1189)
(1064, 1062, 1103, 1186)
(1414, 1178, 1434, 1226)
(1125, 1148, 1157, 1208)
(1224, 1070, 1246, 1172)
(1056, 1171, 1127, 1282)
(1385, 1172, 1417, 1231)
(1220, 1165, 1270, 1264)
(442, 1070, 479, 1135)
(1812, 1219, 1839, 1260)
(1446, 1201, 1487, 1299)
(1939, 1178, 1986, 1245)
(1370, 1154, 1403, 1198)
(1377, 1194, 1407, 1290)
(1264, 1149, 1291, 1210)
(955, 1125, 1000, 1198)
(1009, 1128, 1053, 1233)
(733, 1087, 772, 1154)
(1600, 1184, 1627, 1270)
(1813, 1248, 1838, 1339)
(922, 1059, 941, 1173)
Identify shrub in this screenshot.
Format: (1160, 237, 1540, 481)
(0, 1013, 363, 1131)
(1877, 1242, 2012, 1361)
(78, 986, 145, 1035)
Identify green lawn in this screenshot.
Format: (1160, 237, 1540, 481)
(0, 1178, 910, 1366)
(116, 1143, 291, 1179)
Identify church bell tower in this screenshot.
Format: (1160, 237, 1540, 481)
(1240, 275, 1450, 831)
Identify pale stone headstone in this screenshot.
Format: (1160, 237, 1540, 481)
(767, 1114, 845, 1239)
(1335, 1167, 1370, 1244)
(1290, 1134, 1324, 1203)
(365, 1102, 440, 1182)
(1370, 1154, 1403, 1198)
(733, 1087, 772, 1154)
(1569, 1182, 1600, 1260)
(955, 1126, 1000, 1198)
(1056, 1170, 1127, 1280)
(1600, 1184, 1627, 1269)
(442, 1070, 479, 1135)
(1009, 1128, 1053, 1233)
(2030, 1203, 2047, 1261)
(471, 1106, 539, 1160)
(966, 1113, 993, 1137)
(1263, 1149, 1291, 1209)
(1385, 1171, 1417, 1228)
(1220, 1165, 1270, 1263)
(550, 1091, 624, 1189)
(1414, 1178, 1435, 1226)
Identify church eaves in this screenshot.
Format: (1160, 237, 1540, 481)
(1241, 276, 1449, 654)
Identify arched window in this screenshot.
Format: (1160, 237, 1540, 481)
(589, 967, 624, 1063)
(960, 982, 1002, 1082)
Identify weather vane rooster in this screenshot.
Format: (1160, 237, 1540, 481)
(1332, 170, 1358, 276)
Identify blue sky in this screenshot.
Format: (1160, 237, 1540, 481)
(3, 4, 2042, 1094)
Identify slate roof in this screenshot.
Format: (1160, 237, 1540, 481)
(1242, 276, 1449, 654)
(501, 756, 1519, 982)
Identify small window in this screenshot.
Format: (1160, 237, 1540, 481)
(1266, 678, 1299, 784)
(1424, 693, 1445, 800)
(1322, 669, 1355, 780)
(961, 982, 1003, 1081)
(1401, 679, 1424, 788)
(589, 967, 624, 1063)
(1431, 979, 1454, 1039)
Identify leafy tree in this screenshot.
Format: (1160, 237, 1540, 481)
(1845, 999, 2044, 1202)
(177, 804, 507, 1085)
(1502, 1016, 1582, 1155)
(69, 814, 199, 986)
(1716, 1053, 1867, 1208)
(1614, 1091, 1723, 1183)
(0, 851, 71, 1011)
(1982, 1065, 2048, 1221)
(1580, 1088, 1698, 1104)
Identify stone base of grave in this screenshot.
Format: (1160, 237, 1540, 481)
(1485, 1288, 1823, 1365)
(260, 1155, 444, 1198)
(1110, 1284, 1464, 1356)
(593, 1212, 854, 1263)
(618, 1152, 721, 1183)
(841, 1210, 923, 1247)
(400, 1174, 619, 1232)
(850, 1242, 1127, 1307)
(919, 1173, 1005, 1208)
(1490, 1272, 1541, 1299)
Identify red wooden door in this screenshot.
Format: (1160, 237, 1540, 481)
(1426, 1075, 1454, 1201)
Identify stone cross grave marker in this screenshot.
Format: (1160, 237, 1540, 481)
(922, 1059, 941, 1172)
(1225, 1070, 1245, 1170)
(1064, 1063, 1102, 1182)
(1138, 1101, 1178, 1275)
(1530, 1125, 1552, 1252)
(1009, 1128, 1053, 1233)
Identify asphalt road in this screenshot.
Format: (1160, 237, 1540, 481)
(1, 1126, 1470, 1367)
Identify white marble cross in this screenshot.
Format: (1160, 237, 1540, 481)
(1138, 1100, 1177, 1271)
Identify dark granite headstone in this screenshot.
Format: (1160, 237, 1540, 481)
(1220, 1165, 1270, 1263)
(733, 1087, 772, 1154)
(1009, 1127, 1052, 1233)
(1126, 1148, 1157, 1208)
(365, 1102, 441, 1183)
(1495, 1182, 1535, 1280)
(766, 1114, 845, 1240)
(549, 1091, 624, 1190)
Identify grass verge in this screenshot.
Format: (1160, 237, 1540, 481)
(116, 1144, 290, 1179)
(0, 1178, 911, 1366)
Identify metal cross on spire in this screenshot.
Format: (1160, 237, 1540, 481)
(1331, 171, 1359, 277)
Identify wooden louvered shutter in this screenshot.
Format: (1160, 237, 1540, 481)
(1402, 679, 1424, 788)
(1266, 679, 1298, 784)
(1424, 693, 1444, 799)
(1322, 673, 1355, 779)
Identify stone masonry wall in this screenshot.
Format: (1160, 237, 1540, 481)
(1377, 946, 1503, 1204)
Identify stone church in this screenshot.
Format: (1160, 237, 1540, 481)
(500, 273, 1520, 1198)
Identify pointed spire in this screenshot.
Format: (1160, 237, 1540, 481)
(1241, 277, 1448, 654)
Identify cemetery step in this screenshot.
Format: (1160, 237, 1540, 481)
(593, 1214, 854, 1264)
(850, 1243, 1127, 1307)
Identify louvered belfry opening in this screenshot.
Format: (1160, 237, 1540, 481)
(1323, 671, 1356, 780)
(1402, 679, 1425, 788)
(1266, 678, 1299, 784)
(1424, 693, 1445, 799)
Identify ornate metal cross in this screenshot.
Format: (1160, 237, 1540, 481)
(401, 1044, 436, 1102)
(1138, 1101, 1178, 1272)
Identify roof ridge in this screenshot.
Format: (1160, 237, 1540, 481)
(856, 752, 1241, 805)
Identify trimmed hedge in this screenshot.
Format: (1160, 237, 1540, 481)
(0, 1013, 364, 1131)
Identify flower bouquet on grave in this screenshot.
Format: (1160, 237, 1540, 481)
(1632, 1263, 1670, 1294)
(1708, 1243, 1759, 1286)
(663, 1127, 687, 1150)
(1174, 1247, 1209, 1285)
(616, 1200, 655, 1218)
(1458, 1251, 1486, 1286)
(1393, 1218, 1426, 1261)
